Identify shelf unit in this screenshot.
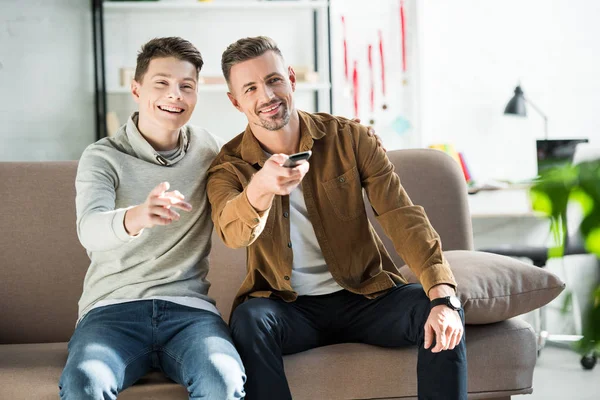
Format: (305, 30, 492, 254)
(103, 1, 328, 11)
(107, 82, 330, 94)
(91, 0, 332, 140)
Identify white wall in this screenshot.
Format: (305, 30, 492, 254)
(3, 0, 600, 170)
(330, 0, 420, 150)
(417, 0, 600, 182)
(0, 0, 95, 161)
(103, 4, 327, 142)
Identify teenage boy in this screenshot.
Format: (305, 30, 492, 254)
(59, 37, 246, 400)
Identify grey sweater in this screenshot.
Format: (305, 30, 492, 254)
(76, 113, 223, 319)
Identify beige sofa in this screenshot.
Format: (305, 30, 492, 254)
(0, 149, 541, 399)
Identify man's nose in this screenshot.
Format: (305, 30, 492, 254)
(259, 84, 275, 103)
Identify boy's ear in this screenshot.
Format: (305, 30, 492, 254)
(227, 92, 243, 113)
(131, 80, 141, 104)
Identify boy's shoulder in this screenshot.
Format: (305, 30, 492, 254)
(186, 124, 225, 154)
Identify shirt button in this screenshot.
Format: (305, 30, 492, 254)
(287, 242, 292, 248)
(253, 218, 260, 223)
(284, 275, 290, 281)
(338, 177, 346, 183)
(283, 211, 289, 218)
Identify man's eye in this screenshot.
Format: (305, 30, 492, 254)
(156, 81, 167, 86)
(245, 87, 256, 93)
(270, 78, 282, 84)
(182, 85, 194, 90)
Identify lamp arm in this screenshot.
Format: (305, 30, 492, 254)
(524, 97, 549, 140)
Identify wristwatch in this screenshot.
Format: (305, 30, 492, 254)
(430, 295, 462, 311)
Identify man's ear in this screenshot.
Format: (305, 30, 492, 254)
(288, 66, 297, 92)
(227, 92, 243, 113)
(131, 80, 141, 104)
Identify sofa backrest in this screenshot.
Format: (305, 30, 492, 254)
(0, 161, 88, 344)
(0, 149, 472, 343)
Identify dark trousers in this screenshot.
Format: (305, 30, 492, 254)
(230, 283, 467, 400)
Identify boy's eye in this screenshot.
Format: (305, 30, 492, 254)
(156, 81, 167, 86)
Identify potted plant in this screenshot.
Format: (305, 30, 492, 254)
(530, 160, 600, 369)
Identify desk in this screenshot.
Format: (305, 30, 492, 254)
(468, 186, 598, 342)
(468, 186, 551, 250)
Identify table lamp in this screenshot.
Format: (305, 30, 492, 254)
(504, 85, 548, 140)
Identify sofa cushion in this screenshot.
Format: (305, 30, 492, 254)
(0, 343, 186, 400)
(0, 319, 535, 400)
(399, 250, 566, 324)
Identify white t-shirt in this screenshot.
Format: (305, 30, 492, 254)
(289, 184, 344, 296)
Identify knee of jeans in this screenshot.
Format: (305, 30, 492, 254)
(230, 299, 277, 340)
(186, 356, 246, 400)
(59, 362, 118, 399)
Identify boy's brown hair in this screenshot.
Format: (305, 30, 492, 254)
(135, 37, 204, 82)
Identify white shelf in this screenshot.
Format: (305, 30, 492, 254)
(107, 82, 330, 94)
(103, 1, 328, 11)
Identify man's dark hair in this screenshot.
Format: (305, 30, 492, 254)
(221, 36, 283, 85)
(135, 37, 204, 82)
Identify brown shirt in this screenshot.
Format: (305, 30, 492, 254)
(207, 111, 456, 313)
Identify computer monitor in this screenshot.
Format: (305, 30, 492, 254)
(536, 139, 589, 174)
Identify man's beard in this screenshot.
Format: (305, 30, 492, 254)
(258, 101, 291, 131)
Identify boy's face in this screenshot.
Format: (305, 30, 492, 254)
(131, 57, 198, 132)
(227, 51, 296, 131)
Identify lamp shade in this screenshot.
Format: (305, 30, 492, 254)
(504, 85, 527, 116)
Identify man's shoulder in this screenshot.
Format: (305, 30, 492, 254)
(207, 131, 247, 174)
(213, 130, 245, 160)
(301, 111, 363, 137)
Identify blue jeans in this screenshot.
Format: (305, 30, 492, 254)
(59, 300, 246, 399)
(231, 283, 467, 400)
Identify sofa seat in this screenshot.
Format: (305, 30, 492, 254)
(0, 318, 535, 400)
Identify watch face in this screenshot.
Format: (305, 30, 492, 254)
(449, 296, 461, 309)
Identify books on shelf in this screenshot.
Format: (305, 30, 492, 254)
(428, 143, 472, 184)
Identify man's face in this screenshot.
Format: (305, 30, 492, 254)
(132, 57, 198, 132)
(227, 51, 296, 131)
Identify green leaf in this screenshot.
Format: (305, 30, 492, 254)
(585, 228, 600, 258)
(531, 191, 552, 216)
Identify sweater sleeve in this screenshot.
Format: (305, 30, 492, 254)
(75, 146, 138, 252)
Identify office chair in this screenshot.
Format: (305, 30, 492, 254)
(481, 143, 599, 370)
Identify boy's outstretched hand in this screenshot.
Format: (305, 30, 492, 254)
(124, 182, 192, 236)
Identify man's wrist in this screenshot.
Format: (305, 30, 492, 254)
(428, 283, 456, 299)
(430, 295, 462, 311)
(246, 177, 273, 212)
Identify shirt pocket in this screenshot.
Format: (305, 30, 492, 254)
(322, 166, 365, 221)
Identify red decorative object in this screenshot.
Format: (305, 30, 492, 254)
(342, 16, 349, 81)
(352, 60, 359, 118)
(400, 0, 406, 72)
(378, 30, 387, 110)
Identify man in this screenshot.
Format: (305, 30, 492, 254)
(58, 37, 246, 399)
(207, 36, 468, 400)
